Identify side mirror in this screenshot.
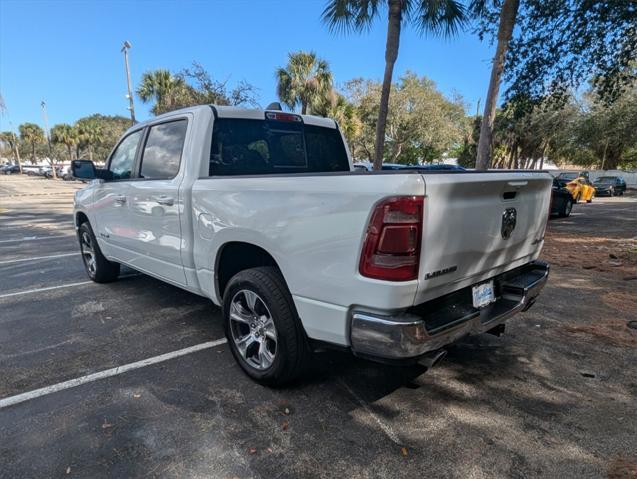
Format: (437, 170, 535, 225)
(71, 160, 97, 179)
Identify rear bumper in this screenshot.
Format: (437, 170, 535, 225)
(350, 261, 549, 360)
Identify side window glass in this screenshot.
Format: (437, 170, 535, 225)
(108, 130, 143, 180)
(140, 120, 188, 179)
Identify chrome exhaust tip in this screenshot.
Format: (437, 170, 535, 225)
(418, 349, 447, 369)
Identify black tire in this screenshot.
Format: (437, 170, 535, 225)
(559, 198, 573, 218)
(223, 266, 310, 386)
(574, 193, 581, 204)
(586, 193, 593, 203)
(78, 222, 120, 283)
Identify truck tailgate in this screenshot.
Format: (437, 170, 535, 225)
(414, 171, 552, 304)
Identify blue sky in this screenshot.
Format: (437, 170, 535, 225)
(0, 0, 496, 132)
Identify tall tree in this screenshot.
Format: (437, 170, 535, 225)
(18, 123, 45, 164)
(475, 0, 520, 170)
(275, 51, 333, 115)
(76, 118, 104, 162)
(51, 123, 79, 161)
(0, 131, 23, 172)
(137, 69, 187, 115)
(346, 74, 467, 164)
(323, 0, 466, 170)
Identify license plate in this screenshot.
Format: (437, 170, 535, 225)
(472, 281, 495, 308)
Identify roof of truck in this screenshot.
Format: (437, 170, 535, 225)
(134, 104, 338, 130)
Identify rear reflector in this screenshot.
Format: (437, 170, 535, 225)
(359, 196, 423, 281)
(265, 112, 302, 122)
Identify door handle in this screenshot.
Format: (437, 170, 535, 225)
(155, 196, 174, 206)
(507, 181, 528, 187)
(114, 195, 127, 204)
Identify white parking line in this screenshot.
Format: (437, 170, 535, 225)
(0, 281, 92, 299)
(0, 274, 141, 299)
(0, 338, 228, 409)
(0, 235, 71, 244)
(0, 252, 78, 265)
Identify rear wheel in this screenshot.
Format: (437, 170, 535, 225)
(78, 222, 120, 283)
(223, 267, 310, 386)
(587, 192, 594, 203)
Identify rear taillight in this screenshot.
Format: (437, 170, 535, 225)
(359, 196, 423, 281)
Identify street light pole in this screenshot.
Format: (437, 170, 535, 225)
(121, 41, 136, 124)
(40, 100, 57, 179)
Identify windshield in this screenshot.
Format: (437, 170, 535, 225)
(558, 173, 578, 180)
(594, 177, 616, 183)
(209, 118, 350, 175)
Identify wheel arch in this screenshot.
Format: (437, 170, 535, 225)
(75, 211, 89, 228)
(215, 241, 283, 301)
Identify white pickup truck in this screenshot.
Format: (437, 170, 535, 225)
(72, 105, 551, 385)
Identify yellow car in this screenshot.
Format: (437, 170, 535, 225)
(557, 173, 595, 203)
(569, 177, 596, 203)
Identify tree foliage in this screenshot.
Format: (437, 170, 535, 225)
(458, 81, 637, 170)
(0, 131, 22, 171)
(137, 63, 259, 115)
(51, 123, 79, 161)
(322, 0, 467, 169)
(313, 90, 362, 144)
(475, 0, 637, 104)
(344, 72, 468, 164)
(18, 123, 45, 163)
(74, 114, 130, 163)
(276, 51, 333, 115)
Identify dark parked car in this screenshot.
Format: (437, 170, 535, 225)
(593, 176, 626, 196)
(550, 179, 574, 218)
(1, 164, 20, 175)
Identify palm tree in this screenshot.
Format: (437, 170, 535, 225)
(76, 119, 104, 162)
(475, 0, 520, 170)
(0, 131, 23, 173)
(137, 69, 187, 115)
(323, 0, 466, 170)
(275, 51, 333, 115)
(314, 91, 362, 143)
(51, 123, 79, 161)
(18, 123, 45, 164)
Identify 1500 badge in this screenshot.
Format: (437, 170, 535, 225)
(425, 265, 457, 280)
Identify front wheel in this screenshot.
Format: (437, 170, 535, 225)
(560, 198, 573, 218)
(78, 222, 120, 283)
(223, 267, 310, 386)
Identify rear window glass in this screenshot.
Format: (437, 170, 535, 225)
(209, 118, 349, 176)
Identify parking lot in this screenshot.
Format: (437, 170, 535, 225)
(1, 175, 635, 478)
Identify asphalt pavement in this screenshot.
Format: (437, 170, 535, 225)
(0, 175, 635, 479)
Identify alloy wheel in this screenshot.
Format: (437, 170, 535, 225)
(229, 289, 278, 370)
(80, 231, 97, 277)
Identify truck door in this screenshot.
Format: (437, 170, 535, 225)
(92, 128, 144, 263)
(126, 119, 188, 286)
